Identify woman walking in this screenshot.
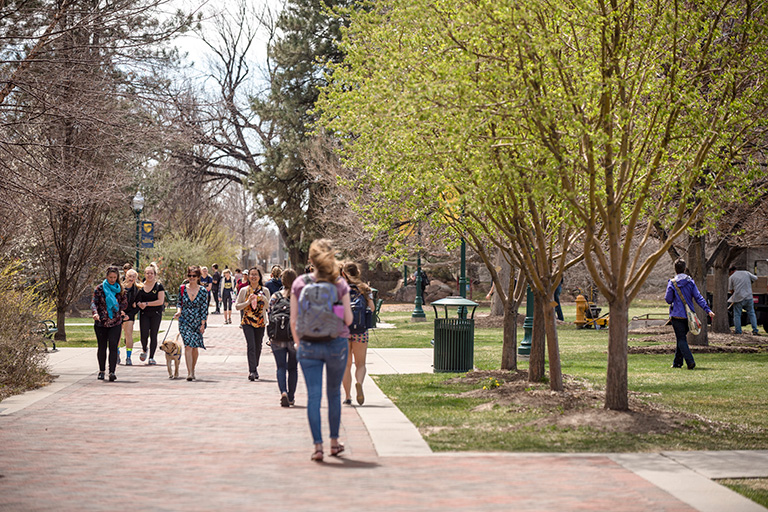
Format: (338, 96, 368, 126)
(236, 267, 270, 381)
(268, 268, 298, 407)
(91, 266, 128, 381)
(290, 239, 352, 462)
(136, 263, 166, 365)
(665, 259, 715, 370)
(221, 268, 235, 324)
(121, 269, 140, 366)
(174, 265, 208, 381)
(341, 262, 374, 406)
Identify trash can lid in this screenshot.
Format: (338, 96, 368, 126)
(431, 296, 479, 307)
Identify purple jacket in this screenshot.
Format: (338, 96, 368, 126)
(665, 274, 711, 318)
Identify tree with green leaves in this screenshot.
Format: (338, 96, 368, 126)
(319, 0, 768, 409)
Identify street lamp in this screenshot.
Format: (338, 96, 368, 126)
(132, 191, 145, 270)
(411, 227, 426, 322)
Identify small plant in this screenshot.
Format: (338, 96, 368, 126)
(482, 377, 501, 390)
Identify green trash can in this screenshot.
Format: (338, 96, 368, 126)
(431, 296, 478, 373)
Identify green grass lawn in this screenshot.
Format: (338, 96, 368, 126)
(372, 302, 768, 453)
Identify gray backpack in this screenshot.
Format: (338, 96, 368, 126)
(296, 275, 342, 342)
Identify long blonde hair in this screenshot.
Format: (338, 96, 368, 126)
(309, 239, 339, 282)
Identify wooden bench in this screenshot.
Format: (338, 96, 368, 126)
(36, 320, 58, 351)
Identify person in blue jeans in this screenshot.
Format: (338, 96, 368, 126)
(290, 239, 353, 462)
(665, 259, 715, 370)
(728, 266, 759, 335)
(268, 268, 299, 407)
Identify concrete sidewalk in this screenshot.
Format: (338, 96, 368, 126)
(0, 318, 765, 511)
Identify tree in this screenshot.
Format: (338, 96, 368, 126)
(319, 0, 768, 408)
(174, 0, 354, 268)
(0, 0, 193, 339)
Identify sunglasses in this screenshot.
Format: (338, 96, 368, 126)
(188, 274, 200, 278)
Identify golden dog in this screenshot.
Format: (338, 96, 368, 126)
(159, 334, 183, 379)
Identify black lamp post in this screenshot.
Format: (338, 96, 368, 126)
(132, 191, 145, 270)
(411, 228, 426, 322)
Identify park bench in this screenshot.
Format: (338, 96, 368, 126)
(166, 293, 178, 307)
(373, 298, 384, 328)
(35, 320, 58, 351)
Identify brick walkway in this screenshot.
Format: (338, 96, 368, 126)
(0, 319, 759, 511)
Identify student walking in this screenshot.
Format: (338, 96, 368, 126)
(136, 263, 166, 365)
(341, 261, 374, 406)
(121, 269, 140, 366)
(268, 268, 298, 407)
(665, 259, 715, 370)
(290, 239, 352, 462)
(221, 268, 235, 324)
(174, 265, 208, 381)
(236, 267, 270, 381)
(211, 264, 222, 314)
(91, 266, 128, 382)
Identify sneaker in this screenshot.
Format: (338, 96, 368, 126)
(687, 363, 696, 370)
(139, 351, 147, 362)
(280, 393, 290, 407)
(253, 371, 259, 380)
(248, 373, 256, 381)
(125, 357, 132, 366)
(108, 373, 116, 382)
(97, 372, 105, 380)
(289, 400, 295, 406)
(148, 358, 156, 365)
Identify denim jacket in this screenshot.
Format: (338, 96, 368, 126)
(665, 274, 711, 318)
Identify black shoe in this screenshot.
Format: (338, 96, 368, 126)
(108, 373, 116, 382)
(343, 398, 352, 405)
(671, 365, 682, 368)
(97, 372, 105, 380)
(253, 371, 259, 380)
(687, 363, 696, 370)
(248, 373, 256, 381)
(280, 393, 290, 407)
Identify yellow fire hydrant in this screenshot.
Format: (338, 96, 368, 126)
(575, 294, 588, 328)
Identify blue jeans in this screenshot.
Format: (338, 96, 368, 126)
(671, 318, 695, 368)
(554, 282, 564, 321)
(298, 337, 348, 445)
(272, 344, 298, 401)
(733, 298, 758, 334)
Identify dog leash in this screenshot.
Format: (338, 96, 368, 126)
(160, 317, 176, 344)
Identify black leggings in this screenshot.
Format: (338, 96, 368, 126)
(212, 289, 220, 311)
(95, 324, 122, 373)
(139, 308, 163, 359)
(222, 290, 233, 311)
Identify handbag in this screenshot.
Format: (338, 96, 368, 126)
(672, 280, 702, 335)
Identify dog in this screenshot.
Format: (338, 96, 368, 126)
(159, 334, 183, 379)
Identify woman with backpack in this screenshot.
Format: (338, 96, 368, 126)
(236, 267, 270, 381)
(267, 268, 298, 407)
(290, 239, 352, 462)
(341, 262, 374, 406)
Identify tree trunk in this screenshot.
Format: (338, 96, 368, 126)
(528, 291, 546, 383)
(687, 233, 709, 346)
(500, 296, 517, 370)
(490, 250, 510, 317)
(542, 296, 563, 391)
(605, 296, 629, 410)
(711, 245, 741, 332)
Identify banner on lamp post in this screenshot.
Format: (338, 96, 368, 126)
(140, 221, 154, 248)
